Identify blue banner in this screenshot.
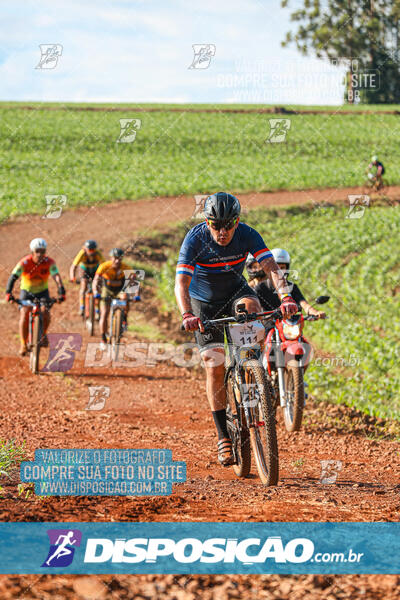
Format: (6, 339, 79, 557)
(20, 449, 186, 496)
(0, 522, 398, 574)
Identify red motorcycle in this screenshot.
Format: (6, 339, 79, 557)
(261, 296, 329, 432)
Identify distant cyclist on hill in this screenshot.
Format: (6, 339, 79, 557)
(175, 192, 297, 467)
(70, 240, 104, 318)
(366, 155, 385, 189)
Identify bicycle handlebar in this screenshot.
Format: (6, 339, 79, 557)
(11, 295, 58, 307)
(204, 308, 282, 327)
(181, 309, 327, 331)
(180, 308, 282, 331)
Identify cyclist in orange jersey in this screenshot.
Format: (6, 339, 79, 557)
(92, 248, 133, 345)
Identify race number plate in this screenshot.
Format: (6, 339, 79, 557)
(228, 321, 265, 347)
(112, 299, 127, 307)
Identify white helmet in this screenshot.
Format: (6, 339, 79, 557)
(30, 238, 47, 252)
(371, 155, 378, 163)
(271, 248, 290, 273)
(271, 248, 290, 276)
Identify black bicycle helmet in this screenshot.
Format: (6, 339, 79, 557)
(204, 192, 241, 221)
(110, 247, 124, 258)
(84, 239, 97, 250)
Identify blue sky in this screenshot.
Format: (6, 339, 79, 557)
(0, 0, 347, 104)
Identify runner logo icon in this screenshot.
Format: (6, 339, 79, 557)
(42, 529, 82, 567)
(42, 334, 82, 372)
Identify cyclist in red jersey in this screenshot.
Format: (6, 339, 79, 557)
(5, 238, 66, 355)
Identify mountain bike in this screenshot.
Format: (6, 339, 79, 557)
(75, 278, 98, 336)
(108, 282, 142, 360)
(11, 295, 57, 374)
(198, 304, 279, 486)
(364, 175, 386, 193)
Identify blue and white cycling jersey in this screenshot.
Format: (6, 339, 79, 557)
(176, 222, 272, 302)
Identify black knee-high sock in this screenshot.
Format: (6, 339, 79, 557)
(212, 409, 229, 441)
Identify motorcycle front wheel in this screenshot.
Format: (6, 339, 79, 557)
(283, 365, 304, 432)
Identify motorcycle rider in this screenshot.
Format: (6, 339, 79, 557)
(175, 192, 298, 467)
(251, 248, 326, 319)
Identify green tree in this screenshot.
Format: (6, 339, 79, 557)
(281, 0, 400, 103)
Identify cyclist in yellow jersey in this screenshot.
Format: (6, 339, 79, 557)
(69, 240, 104, 317)
(5, 238, 66, 355)
(92, 248, 133, 345)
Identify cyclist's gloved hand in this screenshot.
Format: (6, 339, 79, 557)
(58, 286, 66, 303)
(280, 295, 297, 317)
(5, 293, 12, 303)
(182, 312, 204, 332)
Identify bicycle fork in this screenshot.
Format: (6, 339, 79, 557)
(240, 367, 266, 429)
(28, 311, 42, 348)
(277, 367, 287, 408)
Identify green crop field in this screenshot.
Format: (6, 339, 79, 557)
(158, 202, 400, 421)
(1, 103, 400, 221)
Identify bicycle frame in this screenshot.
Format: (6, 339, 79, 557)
(28, 302, 42, 347)
(224, 323, 264, 425)
(12, 296, 56, 373)
(16, 298, 54, 343)
(110, 298, 127, 319)
(109, 298, 127, 337)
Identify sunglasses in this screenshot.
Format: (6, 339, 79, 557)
(34, 249, 46, 254)
(207, 217, 238, 231)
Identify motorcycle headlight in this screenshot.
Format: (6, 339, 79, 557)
(282, 322, 300, 340)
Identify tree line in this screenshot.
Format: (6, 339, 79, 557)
(282, 0, 400, 103)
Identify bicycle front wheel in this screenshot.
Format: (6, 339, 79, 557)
(226, 370, 251, 477)
(86, 294, 95, 336)
(111, 309, 122, 361)
(244, 359, 279, 486)
(283, 365, 304, 432)
(30, 315, 41, 374)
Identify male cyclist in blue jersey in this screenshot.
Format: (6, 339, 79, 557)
(175, 192, 297, 467)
